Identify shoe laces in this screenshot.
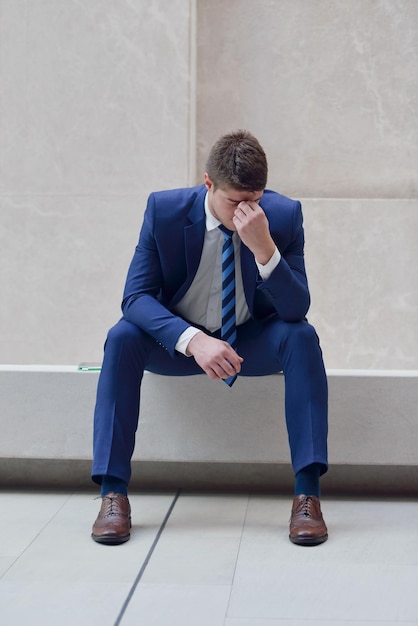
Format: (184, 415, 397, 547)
(96, 494, 122, 517)
(301, 496, 314, 517)
(105, 495, 119, 516)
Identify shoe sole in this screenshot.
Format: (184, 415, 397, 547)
(289, 533, 328, 546)
(91, 533, 130, 545)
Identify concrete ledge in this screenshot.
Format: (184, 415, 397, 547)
(1, 459, 417, 497)
(1, 367, 417, 494)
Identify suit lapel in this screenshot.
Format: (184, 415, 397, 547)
(169, 191, 206, 307)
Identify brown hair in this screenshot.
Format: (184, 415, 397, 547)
(205, 130, 268, 191)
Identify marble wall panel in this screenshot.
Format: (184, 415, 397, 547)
(303, 198, 418, 370)
(0, 0, 194, 364)
(0, 194, 147, 364)
(196, 0, 418, 198)
(0, 0, 192, 195)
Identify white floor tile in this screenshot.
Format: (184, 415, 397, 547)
(228, 562, 418, 621)
(2, 492, 176, 584)
(141, 494, 249, 585)
(224, 617, 418, 626)
(235, 496, 418, 568)
(0, 557, 16, 578)
(122, 584, 231, 626)
(0, 492, 71, 557)
(0, 581, 131, 626)
(226, 496, 418, 622)
(323, 498, 418, 565)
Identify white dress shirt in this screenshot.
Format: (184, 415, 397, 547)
(174, 193, 281, 355)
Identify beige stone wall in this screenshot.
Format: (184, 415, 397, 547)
(1, 0, 417, 369)
(196, 0, 418, 198)
(0, 0, 194, 363)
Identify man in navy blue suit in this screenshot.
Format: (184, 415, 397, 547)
(91, 130, 329, 546)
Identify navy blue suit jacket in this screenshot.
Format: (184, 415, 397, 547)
(122, 185, 310, 357)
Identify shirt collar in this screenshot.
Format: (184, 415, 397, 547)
(204, 192, 222, 232)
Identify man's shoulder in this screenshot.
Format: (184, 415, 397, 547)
(150, 185, 206, 207)
(261, 189, 302, 235)
(261, 189, 301, 211)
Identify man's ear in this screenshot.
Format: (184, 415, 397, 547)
(204, 173, 213, 191)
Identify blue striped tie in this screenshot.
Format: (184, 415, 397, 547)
(219, 225, 237, 387)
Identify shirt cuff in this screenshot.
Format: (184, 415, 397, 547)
(175, 326, 202, 356)
(256, 247, 281, 280)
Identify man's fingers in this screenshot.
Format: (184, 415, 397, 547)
(187, 332, 243, 381)
(209, 350, 243, 380)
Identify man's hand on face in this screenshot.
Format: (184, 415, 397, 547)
(186, 331, 243, 381)
(232, 201, 276, 266)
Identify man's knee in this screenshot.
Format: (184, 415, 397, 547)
(279, 321, 320, 350)
(105, 319, 144, 349)
(289, 320, 318, 341)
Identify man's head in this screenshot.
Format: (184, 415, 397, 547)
(204, 130, 267, 230)
(205, 129, 268, 192)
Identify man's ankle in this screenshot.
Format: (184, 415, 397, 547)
(101, 475, 128, 498)
(294, 463, 321, 498)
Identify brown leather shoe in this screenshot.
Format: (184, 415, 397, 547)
(91, 492, 131, 545)
(289, 495, 328, 546)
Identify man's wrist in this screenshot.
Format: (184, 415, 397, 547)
(256, 246, 281, 280)
(175, 327, 202, 356)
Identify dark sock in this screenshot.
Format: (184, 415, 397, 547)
(294, 463, 321, 498)
(101, 475, 128, 498)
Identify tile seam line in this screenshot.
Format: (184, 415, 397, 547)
(223, 493, 251, 625)
(113, 489, 181, 626)
(0, 491, 74, 581)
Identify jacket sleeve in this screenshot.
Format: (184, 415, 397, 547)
(121, 194, 191, 357)
(256, 200, 311, 321)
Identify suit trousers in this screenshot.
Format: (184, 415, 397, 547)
(91, 317, 328, 485)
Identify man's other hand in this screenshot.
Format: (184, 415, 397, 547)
(186, 332, 243, 381)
